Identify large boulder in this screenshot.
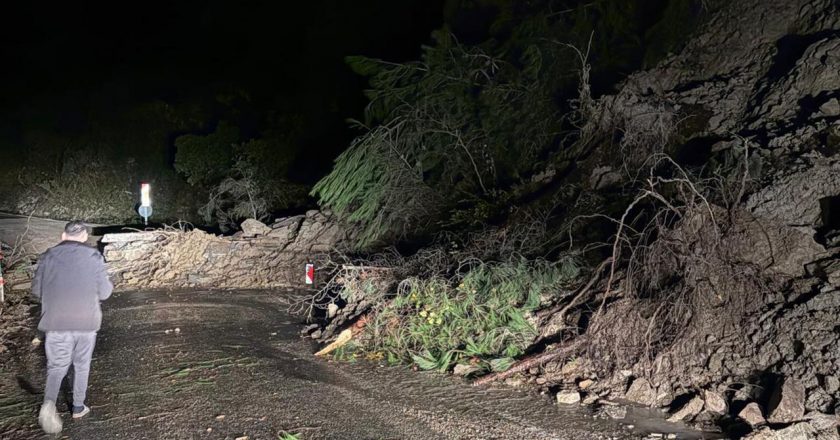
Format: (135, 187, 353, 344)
(768, 378, 806, 424)
(667, 396, 705, 423)
(624, 378, 657, 406)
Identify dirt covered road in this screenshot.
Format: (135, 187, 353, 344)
(0, 290, 638, 440)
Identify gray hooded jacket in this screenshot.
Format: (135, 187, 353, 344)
(32, 241, 113, 332)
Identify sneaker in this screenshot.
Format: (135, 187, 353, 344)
(38, 401, 63, 434)
(72, 404, 90, 419)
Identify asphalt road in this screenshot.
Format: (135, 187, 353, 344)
(1, 290, 634, 440)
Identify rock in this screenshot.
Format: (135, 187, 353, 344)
(602, 405, 627, 420)
(240, 219, 271, 237)
(327, 303, 339, 319)
(556, 391, 582, 405)
(578, 379, 595, 390)
(768, 378, 806, 423)
(744, 413, 838, 440)
(582, 394, 599, 405)
(739, 402, 766, 427)
(268, 215, 304, 242)
(825, 376, 840, 394)
(820, 98, 840, 117)
(300, 324, 319, 335)
(590, 166, 622, 190)
(453, 364, 481, 377)
(11, 281, 31, 291)
(625, 378, 657, 406)
(667, 396, 704, 423)
(703, 390, 728, 416)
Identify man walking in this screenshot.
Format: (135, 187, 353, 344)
(31, 220, 112, 434)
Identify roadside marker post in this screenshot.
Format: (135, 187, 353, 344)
(139, 182, 153, 225)
(305, 263, 314, 285)
(0, 251, 5, 304)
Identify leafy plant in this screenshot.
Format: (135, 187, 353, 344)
(364, 258, 581, 372)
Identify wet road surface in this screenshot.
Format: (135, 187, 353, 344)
(0, 290, 638, 440)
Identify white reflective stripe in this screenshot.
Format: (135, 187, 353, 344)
(140, 183, 152, 206)
(305, 264, 314, 284)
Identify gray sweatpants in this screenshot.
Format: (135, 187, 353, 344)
(44, 331, 97, 407)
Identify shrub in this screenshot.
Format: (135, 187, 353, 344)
(201, 157, 308, 231)
(173, 122, 239, 186)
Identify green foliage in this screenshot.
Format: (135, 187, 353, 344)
(313, 30, 565, 248)
(13, 154, 136, 223)
(174, 122, 240, 186)
(364, 258, 580, 372)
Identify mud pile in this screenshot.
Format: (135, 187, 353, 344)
(103, 210, 352, 290)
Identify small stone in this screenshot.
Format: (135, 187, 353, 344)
(165, 329, 171, 334)
(174, 327, 180, 333)
(602, 405, 627, 420)
(235, 436, 249, 440)
(582, 394, 599, 405)
(667, 396, 705, 423)
(206, 428, 212, 433)
(215, 414, 225, 420)
(31, 337, 42, 346)
(327, 303, 339, 319)
(579, 379, 595, 390)
(453, 364, 481, 377)
(557, 391, 582, 405)
(738, 403, 766, 427)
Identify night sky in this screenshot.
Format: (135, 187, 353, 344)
(0, 1, 445, 178)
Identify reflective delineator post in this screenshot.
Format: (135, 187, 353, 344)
(305, 263, 314, 285)
(138, 182, 153, 225)
(0, 252, 5, 304)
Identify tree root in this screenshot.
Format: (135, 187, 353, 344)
(472, 337, 587, 386)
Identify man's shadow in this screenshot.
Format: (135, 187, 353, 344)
(17, 372, 77, 410)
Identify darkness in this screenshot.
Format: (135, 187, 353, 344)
(0, 1, 445, 180)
